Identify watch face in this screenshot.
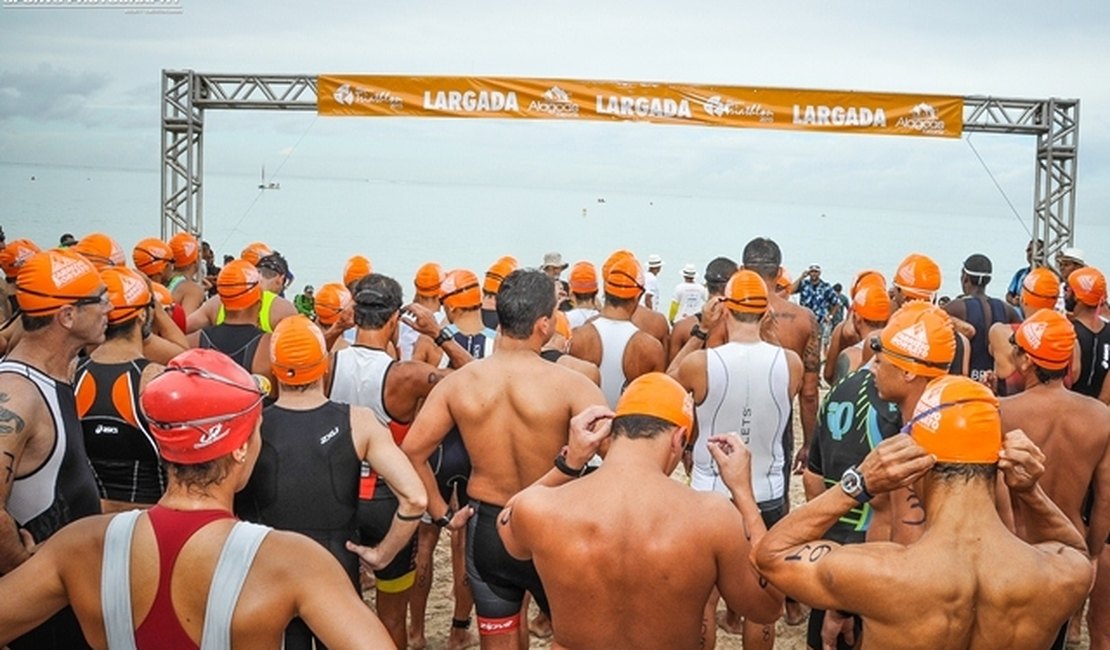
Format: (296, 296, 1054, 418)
(842, 471, 862, 494)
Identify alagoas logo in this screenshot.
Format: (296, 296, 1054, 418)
(702, 95, 774, 122)
(121, 274, 147, 305)
(596, 94, 692, 119)
(334, 83, 404, 110)
(423, 89, 519, 112)
(528, 86, 579, 117)
(1076, 274, 1097, 293)
(1020, 320, 1048, 350)
(890, 322, 931, 359)
(896, 102, 947, 135)
(50, 252, 93, 288)
(195, 423, 229, 449)
(913, 382, 944, 432)
(793, 104, 887, 128)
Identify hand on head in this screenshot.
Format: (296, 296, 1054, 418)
(566, 405, 615, 465)
(997, 429, 1045, 492)
(858, 436, 936, 494)
(401, 302, 440, 337)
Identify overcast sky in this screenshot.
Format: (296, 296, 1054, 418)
(2, 0, 1109, 246)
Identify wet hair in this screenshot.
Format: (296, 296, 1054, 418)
(166, 456, 234, 491)
(730, 311, 762, 324)
(860, 317, 888, 330)
(612, 414, 673, 440)
(497, 269, 556, 339)
(105, 316, 140, 341)
(931, 462, 997, 482)
(21, 312, 54, 332)
(741, 238, 781, 279)
(705, 257, 738, 296)
(604, 293, 636, 309)
(1034, 365, 1068, 384)
(353, 273, 403, 330)
(833, 283, 843, 293)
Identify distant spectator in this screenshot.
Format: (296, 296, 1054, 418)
(1006, 238, 1043, 312)
(668, 263, 707, 324)
(223, 254, 235, 265)
(792, 263, 837, 324)
(59, 232, 78, 247)
(642, 254, 663, 311)
(829, 282, 849, 328)
(202, 240, 220, 297)
(294, 284, 316, 319)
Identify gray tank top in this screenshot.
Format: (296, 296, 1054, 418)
(100, 509, 271, 650)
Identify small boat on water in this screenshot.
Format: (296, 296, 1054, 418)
(258, 165, 280, 190)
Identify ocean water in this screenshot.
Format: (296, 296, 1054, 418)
(3, 161, 1106, 300)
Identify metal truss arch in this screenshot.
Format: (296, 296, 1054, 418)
(162, 71, 1079, 262)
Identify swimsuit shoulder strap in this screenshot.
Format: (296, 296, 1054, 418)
(199, 521, 271, 650)
(101, 509, 143, 650)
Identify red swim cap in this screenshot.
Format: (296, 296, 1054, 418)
(141, 348, 265, 464)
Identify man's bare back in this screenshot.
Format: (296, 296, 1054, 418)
(1001, 384, 1110, 552)
(504, 471, 775, 649)
(408, 349, 604, 505)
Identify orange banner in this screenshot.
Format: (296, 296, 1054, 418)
(317, 75, 963, 138)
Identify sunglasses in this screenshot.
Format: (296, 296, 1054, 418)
(73, 289, 110, 308)
(869, 336, 950, 371)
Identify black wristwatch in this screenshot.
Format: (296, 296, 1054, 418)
(554, 453, 588, 478)
(691, 324, 708, 342)
(433, 328, 453, 347)
(840, 465, 872, 503)
(433, 507, 455, 528)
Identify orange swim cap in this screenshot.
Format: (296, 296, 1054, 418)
(876, 302, 955, 378)
(1021, 267, 1061, 312)
(270, 315, 328, 386)
(168, 232, 199, 267)
(1068, 267, 1107, 307)
(553, 311, 571, 340)
(853, 285, 891, 323)
(414, 262, 446, 298)
(601, 249, 635, 281)
(101, 267, 152, 324)
(484, 256, 518, 294)
(604, 257, 644, 300)
(73, 233, 125, 270)
(1013, 309, 1076, 371)
(893, 253, 941, 301)
(216, 260, 262, 311)
(723, 270, 769, 314)
(909, 375, 1001, 465)
(343, 255, 372, 288)
(240, 242, 273, 267)
(314, 282, 352, 326)
(615, 372, 694, 433)
(16, 249, 104, 317)
(441, 269, 481, 309)
(150, 282, 173, 308)
(141, 348, 265, 464)
(851, 269, 886, 296)
(569, 261, 599, 294)
(132, 237, 174, 278)
(775, 267, 791, 293)
(0, 238, 41, 281)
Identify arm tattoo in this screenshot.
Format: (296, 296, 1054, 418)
(2, 451, 13, 484)
(0, 394, 25, 435)
(784, 543, 833, 562)
(803, 325, 821, 373)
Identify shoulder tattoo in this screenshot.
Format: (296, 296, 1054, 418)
(0, 394, 26, 436)
(803, 331, 820, 373)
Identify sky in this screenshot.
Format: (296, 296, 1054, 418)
(1, 0, 1109, 253)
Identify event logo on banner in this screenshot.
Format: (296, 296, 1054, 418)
(317, 76, 963, 138)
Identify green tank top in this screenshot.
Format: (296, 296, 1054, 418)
(216, 290, 276, 333)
